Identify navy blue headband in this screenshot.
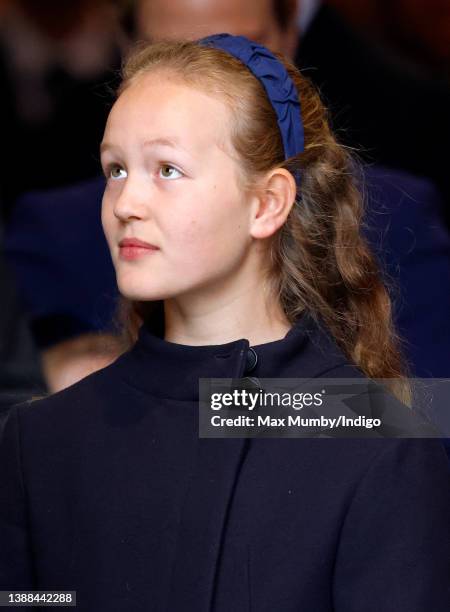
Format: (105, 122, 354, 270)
(198, 33, 305, 169)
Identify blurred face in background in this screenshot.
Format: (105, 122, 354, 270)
(136, 0, 299, 58)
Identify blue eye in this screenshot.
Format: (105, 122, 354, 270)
(159, 164, 183, 180)
(108, 165, 127, 180)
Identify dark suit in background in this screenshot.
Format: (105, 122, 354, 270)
(3, 178, 117, 350)
(296, 4, 450, 229)
(0, 229, 46, 420)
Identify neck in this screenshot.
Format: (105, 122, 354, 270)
(162, 279, 292, 347)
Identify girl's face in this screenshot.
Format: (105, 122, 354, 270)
(100, 72, 256, 303)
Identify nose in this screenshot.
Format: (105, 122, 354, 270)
(113, 173, 151, 223)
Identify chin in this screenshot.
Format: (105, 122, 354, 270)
(120, 288, 166, 301)
(118, 280, 172, 302)
(117, 272, 208, 302)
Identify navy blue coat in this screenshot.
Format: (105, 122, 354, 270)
(1, 311, 450, 611)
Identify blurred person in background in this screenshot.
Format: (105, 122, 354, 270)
(0, 0, 129, 222)
(0, 0, 132, 391)
(3, 178, 122, 393)
(326, 0, 450, 77)
(0, 227, 46, 421)
(296, 0, 450, 229)
(3, 0, 450, 402)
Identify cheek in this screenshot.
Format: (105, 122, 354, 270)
(166, 216, 211, 262)
(166, 200, 248, 270)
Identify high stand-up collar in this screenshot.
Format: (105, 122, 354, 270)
(118, 310, 351, 401)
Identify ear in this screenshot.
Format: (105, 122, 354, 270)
(249, 168, 297, 240)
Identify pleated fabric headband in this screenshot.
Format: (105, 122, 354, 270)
(198, 32, 304, 187)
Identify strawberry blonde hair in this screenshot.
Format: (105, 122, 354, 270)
(110, 39, 412, 404)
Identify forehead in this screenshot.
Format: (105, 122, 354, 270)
(104, 72, 233, 154)
(137, 0, 275, 41)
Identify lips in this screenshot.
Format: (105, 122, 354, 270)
(118, 237, 159, 249)
(118, 237, 159, 261)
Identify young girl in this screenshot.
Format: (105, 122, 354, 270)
(0, 34, 449, 611)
